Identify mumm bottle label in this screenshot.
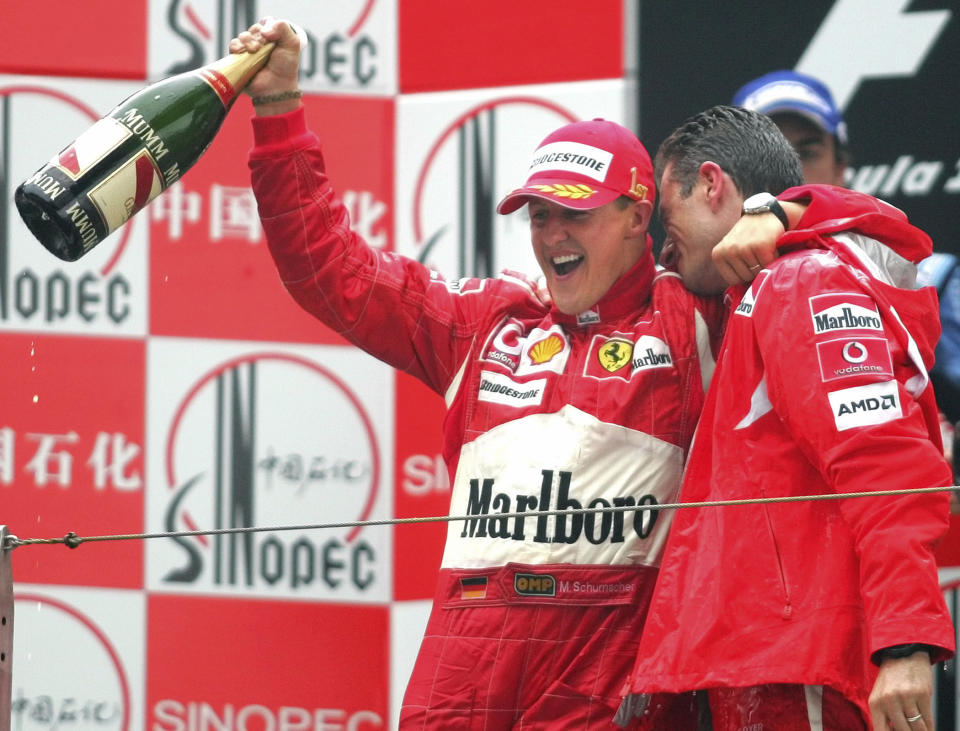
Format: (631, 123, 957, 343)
(198, 68, 236, 107)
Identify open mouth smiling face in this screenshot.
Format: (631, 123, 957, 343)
(527, 198, 645, 315)
(551, 253, 584, 276)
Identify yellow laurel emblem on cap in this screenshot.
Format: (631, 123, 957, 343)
(531, 184, 596, 200)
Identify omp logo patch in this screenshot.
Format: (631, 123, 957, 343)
(828, 380, 902, 431)
(809, 293, 883, 334)
(514, 573, 556, 597)
(817, 337, 893, 382)
(597, 338, 633, 372)
(477, 370, 546, 407)
(527, 141, 613, 182)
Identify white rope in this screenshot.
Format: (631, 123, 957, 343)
(4, 484, 957, 551)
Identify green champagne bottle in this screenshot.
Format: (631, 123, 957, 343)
(14, 43, 274, 262)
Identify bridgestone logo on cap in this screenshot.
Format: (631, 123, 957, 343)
(528, 141, 613, 183)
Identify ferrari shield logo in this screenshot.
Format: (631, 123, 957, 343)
(597, 338, 633, 372)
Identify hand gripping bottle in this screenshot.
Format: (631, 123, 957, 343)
(14, 43, 274, 261)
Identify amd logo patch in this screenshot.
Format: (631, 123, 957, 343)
(827, 380, 902, 431)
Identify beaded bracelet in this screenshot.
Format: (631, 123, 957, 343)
(251, 89, 302, 106)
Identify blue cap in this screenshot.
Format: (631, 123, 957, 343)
(732, 70, 848, 146)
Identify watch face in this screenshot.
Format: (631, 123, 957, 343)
(743, 192, 776, 212)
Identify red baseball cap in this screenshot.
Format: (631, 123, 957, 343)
(496, 118, 655, 215)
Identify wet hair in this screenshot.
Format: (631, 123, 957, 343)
(655, 105, 804, 198)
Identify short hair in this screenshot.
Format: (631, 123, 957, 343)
(655, 105, 804, 198)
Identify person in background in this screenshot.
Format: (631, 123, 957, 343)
(732, 69, 850, 186)
(619, 104, 955, 731)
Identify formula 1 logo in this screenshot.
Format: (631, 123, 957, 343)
(797, 0, 951, 109)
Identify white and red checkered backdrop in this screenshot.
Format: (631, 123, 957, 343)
(0, 1, 634, 727)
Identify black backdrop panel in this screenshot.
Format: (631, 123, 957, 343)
(638, 0, 959, 254)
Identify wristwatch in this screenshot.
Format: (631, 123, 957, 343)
(742, 192, 789, 230)
(873, 643, 935, 664)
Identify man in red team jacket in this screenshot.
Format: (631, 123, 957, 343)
(619, 106, 955, 731)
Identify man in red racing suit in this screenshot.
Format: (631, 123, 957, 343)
(620, 106, 955, 730)
(247, 112, 720, 728)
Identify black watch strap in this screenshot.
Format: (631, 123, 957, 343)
(874, 643, 934, 663)
(765, 199, 790, 231)
(742, 193, 790, 230)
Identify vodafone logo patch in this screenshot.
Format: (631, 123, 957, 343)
(816, 336, 893, 382)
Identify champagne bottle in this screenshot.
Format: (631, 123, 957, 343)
(14, 43, 274, 262)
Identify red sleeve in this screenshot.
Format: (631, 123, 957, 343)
(776, 184, 933, 264)
(247, 107, 514, 395)
(752, 252, 954, 661)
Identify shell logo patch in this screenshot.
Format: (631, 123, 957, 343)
(528, 334, 564, 365)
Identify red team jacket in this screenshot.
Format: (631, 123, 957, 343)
(249, 108, 722, 728)
(623, 185, 956, 726)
